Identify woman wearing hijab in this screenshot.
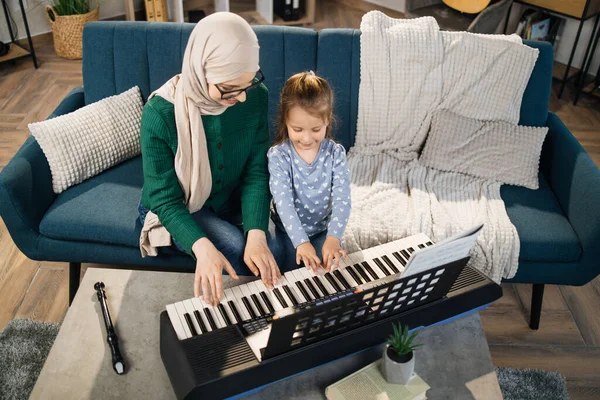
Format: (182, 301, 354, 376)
(138, 12, 283, 306)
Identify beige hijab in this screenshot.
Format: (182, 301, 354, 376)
(140, 12, 260, 257)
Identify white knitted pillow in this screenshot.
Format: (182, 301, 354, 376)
(419, 110, 548, 190)
(29, 86, 143, 194)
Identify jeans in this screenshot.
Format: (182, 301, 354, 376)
(270, 201, 329, 264)
(138, 200, 288, 276)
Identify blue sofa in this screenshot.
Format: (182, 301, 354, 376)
(1, 22, 599, 330)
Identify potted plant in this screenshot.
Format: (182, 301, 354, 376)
(46, 0, 99, 60)
(381, 323, 422, 385)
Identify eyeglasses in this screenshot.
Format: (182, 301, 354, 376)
(215, 70, 265, 100)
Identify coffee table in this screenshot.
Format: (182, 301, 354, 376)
(31, 268, 502, 399)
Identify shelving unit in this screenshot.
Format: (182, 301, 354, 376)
(0, 0, 38, 68)
(504, 0, 600, 103)
(165, 0, 315, 25)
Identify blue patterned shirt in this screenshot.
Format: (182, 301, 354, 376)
(267, 139, 351, 248)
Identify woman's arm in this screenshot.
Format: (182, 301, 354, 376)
(140, 102, 206, 256)
(240, 87, 271, 235)
(327, 144, 351, 241)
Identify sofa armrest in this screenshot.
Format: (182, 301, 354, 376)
(540, 112, 600, 284)
(0, 87, 85, 259)
(48, 86, 85, 119)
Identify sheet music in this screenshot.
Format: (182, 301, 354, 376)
(402, 224, 483, 278)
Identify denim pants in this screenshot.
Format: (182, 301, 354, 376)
(138, 200, 289, 276)
(270, 200, 328, 263)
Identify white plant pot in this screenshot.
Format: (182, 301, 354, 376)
(381, 345, 415, 385)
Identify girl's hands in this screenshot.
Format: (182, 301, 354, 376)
(296, 242, 322, 273)
(322, 236, 347, 272)
(244, 230, 281, 288)
(193, 237, 238, 306)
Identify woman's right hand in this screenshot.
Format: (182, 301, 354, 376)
(193, 237, 238, 306)
(296, 242, 322, 274)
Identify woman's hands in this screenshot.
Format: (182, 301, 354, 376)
(244, 229, 281, 288)
(193, 237, 238, 306)
(296, 242, 322, 273)
(322, 236, 347, 272)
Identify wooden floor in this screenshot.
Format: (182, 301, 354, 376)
(1, 1, 600, 398)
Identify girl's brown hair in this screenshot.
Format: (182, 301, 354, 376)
(274, 71, 335, 146)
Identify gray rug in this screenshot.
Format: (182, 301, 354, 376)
(0, 320, 569, 400)
(0, 319, 59, 400)
(496, 366, 569, 400)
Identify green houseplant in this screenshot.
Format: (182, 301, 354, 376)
(381, 323, 422, 384)
(46, 0, 99, 59)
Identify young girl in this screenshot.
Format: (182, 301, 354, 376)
(268, 71, 351, 273)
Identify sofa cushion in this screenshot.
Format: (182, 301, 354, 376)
(39, 156, 581, 264)
(39, 157, 144, 248)
(29, 86, 143, 194)
(502, 174, 581, 262)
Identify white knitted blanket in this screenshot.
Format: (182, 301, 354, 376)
(344, 13, 540, 282)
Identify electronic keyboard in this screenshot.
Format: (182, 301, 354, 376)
(160, 233, 502, 399)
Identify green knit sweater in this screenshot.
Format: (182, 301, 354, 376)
(140, 84, 271, 256)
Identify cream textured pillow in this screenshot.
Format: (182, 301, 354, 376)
(29, 86, 143, 194)
(419, 110, 548, 190)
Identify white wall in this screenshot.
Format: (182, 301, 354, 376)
(507, 3, 600, 76)
(0, 0, 144, 44)
(365, 0, 406, 13)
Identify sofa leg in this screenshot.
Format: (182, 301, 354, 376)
(529, 283, 545, 330)
(69, 262, 81, 306)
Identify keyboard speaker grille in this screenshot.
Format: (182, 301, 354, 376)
(182, 325, 258, 382)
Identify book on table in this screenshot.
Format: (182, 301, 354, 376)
(325, 359, 429, 400)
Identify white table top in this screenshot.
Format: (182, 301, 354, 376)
(31, 267, 501, 399)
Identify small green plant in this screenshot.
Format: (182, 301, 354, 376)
(50, 0, 92, 16)
(387, 323, 422, 356)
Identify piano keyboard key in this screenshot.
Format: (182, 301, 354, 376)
(381, 254, 400, 273)
(280, 276, 301, 304)
(354, 263, 371, 282)
(228, 301, 242, 323)
(312, 275, 330, 296)
(174, 302, 193, 339)
(302, 276, 321, 299)
(203, 307, 218, 330)
(283, 285, 299, 305)
(218, 304, 232, 326)
(192, 298, 211, 333)
(256, 281, 277, 313)
(289, 271, 312, 302)
(333, 269, 351, 289)
(326, 272, 343, 291)
(209, 299, 227, 329)
(193, 309, 208, 333)
(345, 264, 363, 285)
(240, 285, 260, 318)
(273, 288, 288, 308)
(249, 282, 268, 316)
(275, 280, 295, 308)
(183, 300, 202, 336)
(183, 313, 197, 336)
(227, 288, 249, 322)
(220, 291, 239, 324)
(363, 261, 381, 280)
(319, 272, 339, 294)
(400, 249, 411, 260)
(393, 251, 407, 266)
(166, 303, 187, 340)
